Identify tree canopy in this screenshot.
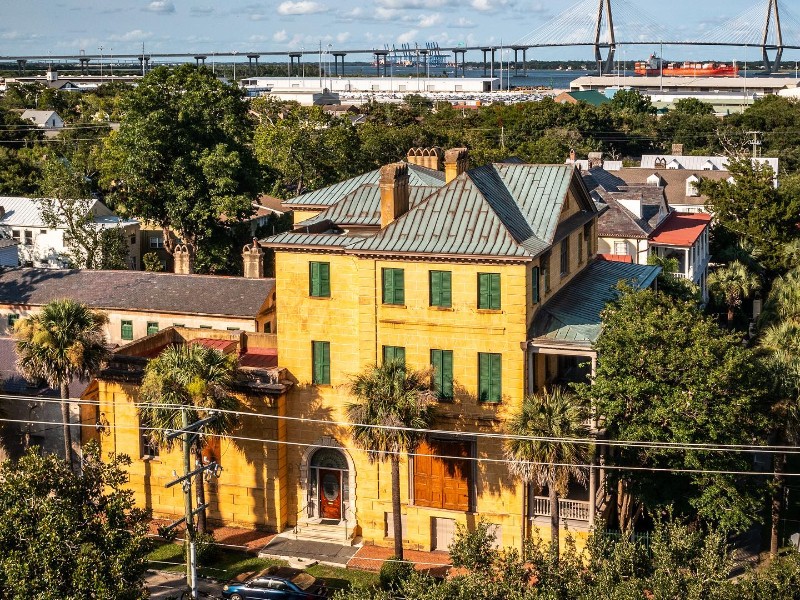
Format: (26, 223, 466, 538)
(577, 286, 768, 531)
(102, 64, 261, 266)
(0, 443, 151, 600)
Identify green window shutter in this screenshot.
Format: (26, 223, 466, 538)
(383, 345, 406, 366)
(146, 322, 159, 336)
(532, 266, 540, 304)
(478, 273, 489, 308)
(383, 268, 405, 305)
(310, 262, 330, 297)
(313, 341, 331, 384)
(489, 353, 502, 402)
(479, 273, 500, 309)
(121, 320, 133, 341)
(7, 314, 18, 329)
(319, 262, 330, 297)
(430, 271, 452, 307)
(431, 349, 454, 400)
(479, 353, 501, 403)
(489, 273, 500, 309)
(478, 353, 490, 401)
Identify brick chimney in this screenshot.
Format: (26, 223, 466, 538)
(407, 147, 444, 171)
(444, 147, 469, 184)
(671, 143, 684, 156)
(173, 243, 195, 274)
(243, 238, 264, 278)
(568, 148, 576, 164)
(380, 162, 410, 229)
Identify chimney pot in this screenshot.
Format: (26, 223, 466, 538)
(444, 147, 469, 184)
(173, 243, 195, 274)
(243, 238, 264, 278)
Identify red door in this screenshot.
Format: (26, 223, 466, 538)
(319, 469, 342, 520)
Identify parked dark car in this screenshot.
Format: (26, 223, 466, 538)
(222, 566, 328, 599)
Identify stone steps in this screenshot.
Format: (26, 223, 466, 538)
(294, 521, 357, 545)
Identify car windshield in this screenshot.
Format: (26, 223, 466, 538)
(291, 572, 317, 590)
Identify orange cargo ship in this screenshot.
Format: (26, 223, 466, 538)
(634, 54, 738, 77)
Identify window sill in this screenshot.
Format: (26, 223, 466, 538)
(478, 400, 502, 406)
(477, 309, 503, 314)
(382, 304, 407, 309)
(428, 306, 453, 311)
(141, 456, 160, 462)
(308, 295, 332, 300)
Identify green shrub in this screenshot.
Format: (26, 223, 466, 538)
(379, 556, 415, 590)
(194, 531, 219, 566)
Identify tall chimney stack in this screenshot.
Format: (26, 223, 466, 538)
(380, 162, 410, 229)
(406, 147, 443, 171)
(444, 148, 469, 184)
(243, 238, 264, 278)
(173, 244, 195, 274)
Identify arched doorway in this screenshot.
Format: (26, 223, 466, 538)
(308, 447, 349, 522)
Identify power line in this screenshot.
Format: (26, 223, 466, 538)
(0, 393, 793, 455)
(0, 414, 788, 477)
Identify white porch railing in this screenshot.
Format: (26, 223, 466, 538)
(533, 496, 591, 521)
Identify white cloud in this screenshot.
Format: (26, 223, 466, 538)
(249, 13, 269, 20)
(451, 16, 475, 28)
(470, 0, 509, 11)
(273, 30, 289, 42)
(396, 29, 418, 44)
(417, 13, 442, 27)
(336, 31, 351, 43)
(109, 29, 153, 42)
(190, 6, 214, 16)
(375, 7, 400, 20)
(144, 1, 175, 13)
(277, 1, 327, 15)
(377, 0, 455, 8)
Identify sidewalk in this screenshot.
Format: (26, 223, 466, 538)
(150, 519, 277, 552)
(146, 570, 222, 599)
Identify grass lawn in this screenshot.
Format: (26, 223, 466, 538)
(148, 541, 379, 591)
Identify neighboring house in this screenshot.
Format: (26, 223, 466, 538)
(554, 90, 611, 106)
(20, 109, 64, 129)
(0, 263, 276, 345)
(639, 153, 778, 176)
(584, 168, 712, 300)
(0, 196, 140, 269)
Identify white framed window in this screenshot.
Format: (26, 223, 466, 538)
(149, 236, 163, 249)
(614, 241, 628, 255)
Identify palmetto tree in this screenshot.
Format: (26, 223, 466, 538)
(505, 387, 589, 557)
(138, 343, 240, 533)
(708, 260, 761, 325)
(346, 361, 436, 560)
(14, 299, 109, 469)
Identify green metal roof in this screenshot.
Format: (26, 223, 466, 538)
(284, 164, 445, 208)
(529, 260, 661, 347)
(296, 185, 439, 228)
(348, 164, 590, 259)
(564, 90, 610, 106)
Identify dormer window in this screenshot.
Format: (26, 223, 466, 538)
(686, 175, 700, 197)
(666, 159, 682, 169)
(727, 176, 736, 184)
(646, 173, 663, 186)
(702, 160, 716, 171)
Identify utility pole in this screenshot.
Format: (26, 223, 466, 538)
(160, 411, 222, 600)
(747, 130, 762, 158)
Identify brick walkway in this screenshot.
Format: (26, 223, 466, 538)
(149, 519, 277, 553)
(348, 545, 452, 577)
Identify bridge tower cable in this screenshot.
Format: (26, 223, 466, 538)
(762, 0, 783, 74)
(594, 0, 616, 75)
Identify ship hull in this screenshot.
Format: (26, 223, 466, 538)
(634, 66, 739, 77)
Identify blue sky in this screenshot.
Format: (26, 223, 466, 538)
(1, 0, 796, 63)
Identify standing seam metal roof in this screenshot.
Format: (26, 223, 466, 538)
(348, 164, 586, 259)
(529, 260, 661, 345)
(284, 164, 445, 208)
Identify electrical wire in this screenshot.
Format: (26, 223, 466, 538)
(1, 393, 794, 455)
(0, 414, 790, 477)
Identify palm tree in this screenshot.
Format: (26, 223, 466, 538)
(346, 360, 436, 560)
(708, 260, 761, 326)
(14, 299, 109, 469)
(138, 343, 241, 533)
(504, 387, 589, 557)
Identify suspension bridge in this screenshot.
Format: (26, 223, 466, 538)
(2, 0, 800, 77)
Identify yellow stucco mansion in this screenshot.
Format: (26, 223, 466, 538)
(84, 148, 660, 552)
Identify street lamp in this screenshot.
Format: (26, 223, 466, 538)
(301, 46, 305, 78)
(98, 45, 104, 79)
